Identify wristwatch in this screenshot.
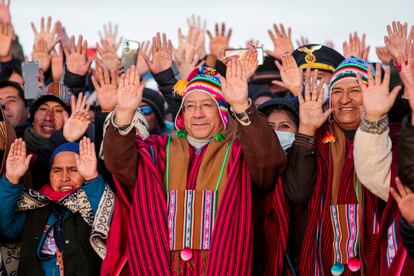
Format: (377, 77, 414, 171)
(230, 98, 253, 126)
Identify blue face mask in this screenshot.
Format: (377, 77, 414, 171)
(275, 130, 296, 152)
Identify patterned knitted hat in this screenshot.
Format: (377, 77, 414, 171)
(329, 56, 375, 90)
(173, 66, 229, 130)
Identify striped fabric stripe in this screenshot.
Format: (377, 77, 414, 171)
(118, 135, 252, 275)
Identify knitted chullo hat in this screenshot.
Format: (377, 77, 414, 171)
(329, 55, 375, 90)
(173, 66, 229, 130)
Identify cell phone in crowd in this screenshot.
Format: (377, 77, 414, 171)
(22, 61, 42, 100)
(224, 47, 264, 65)
(121, 39, 140, 71)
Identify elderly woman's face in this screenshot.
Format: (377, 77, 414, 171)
(49, 151, 84, 192)
(267, 110, 298, 133)
(182, 91, 223, 140)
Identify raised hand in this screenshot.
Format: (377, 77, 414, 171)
(220, 58, 249, 113)
(273, 52, 303, 96)
(399, 44, 414, 123)
(92, 65, 118, 112)
(390, 177, 414, 226)
(96, 39, 120, 72)
(343, 32, 370, 60)
(384, 21, 412, 65)
(356, 63, 401, 121)
(31, 16, 61, 51)
(115, 65, 144, 125)
(177, 47, 203, 79)
(51, 43, 64, 82)
(143, 32, 173, 75)
(174, 26, 203, 66)
(32, 38, 51, 72)
(187, 14, 207, 57)
(376, 47, 393, 64)
(75, 137, 98, 181)
(240, 46, 258, 80)
(63, 93, 90, 142)
(267, 23, 294, 60)
(0, 21, 13, 58)
(296, 36, 310, 47)
(246, 39, 261, 48)
(0, 0, 11, 24)
(298, 68, 333, 136)
(98, 22, 122, 51)
(63, 35, 94, 76)
(5, 139, 32, 185)
(206, 22, 232, 59)
(136, 40, 151, 76)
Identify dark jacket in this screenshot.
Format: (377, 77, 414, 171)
(397, 114, 414, 258)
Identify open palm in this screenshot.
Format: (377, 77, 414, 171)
(116, 65, 144, 112)
(63, 93, 90, 142)
(5, 139, 32, 184)
(298, 69, 332, 134)
(75, 137, 98, 181)
(357, 64, 401, 121)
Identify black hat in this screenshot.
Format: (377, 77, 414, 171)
(248, 84, 273, 102)
(0, 80, 26, 106)
(292, 44, 345, 73)
(249, 55, 281, 85)
(258, 97, 299, 127)
(142, 88, 165, 128)
(29, 83, 71, 121)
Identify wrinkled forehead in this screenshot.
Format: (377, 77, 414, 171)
(51, 151, 77, 168)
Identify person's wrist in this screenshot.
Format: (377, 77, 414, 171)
(84, 172, 99, 182)
(231, 100, 249, 113)
(365, 112, 386, 122)
(298, 124, 316, 136)
(115, 108, 136, 125)
(291, 85, 303, 96)
(5, 173, 20, 185)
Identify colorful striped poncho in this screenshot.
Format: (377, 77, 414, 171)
(106, 132, 254, 275)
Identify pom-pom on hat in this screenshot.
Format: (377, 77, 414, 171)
(173, 66, 229, 130)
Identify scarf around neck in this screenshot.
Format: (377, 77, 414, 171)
(23, 126, 48, 153)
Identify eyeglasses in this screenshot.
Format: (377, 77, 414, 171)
(138, 106, 154, 115)
(182, 102, 217, 114)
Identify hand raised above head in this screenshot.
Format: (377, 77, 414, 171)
(343, 32, 370, 60)
(384, 21, 413, 65)
(220, 58, 249, 113)
(5, 139, 32, 185)
(63, 35, 94, 76)
(298, 68, 332, 136)
(267, 23, 294, 60)
(92, 65, 118, 113)
(206, 22, 232, 59)
(31, 16, 61, 52)
(356, 63, 401, 122)
(115, 65, 144, 125)
(273, 51, 303, 96)
(75, 137, 98, 182)
(63, 92, 91, 142)
(143, 32, 173, 75)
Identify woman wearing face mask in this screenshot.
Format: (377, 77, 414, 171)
(256, 70, 328, 275)
(258, 98, 299, 152)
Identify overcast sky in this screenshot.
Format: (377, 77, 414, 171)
(9, 0, 414, 61)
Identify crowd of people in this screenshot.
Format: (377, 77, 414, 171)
(0, 1, 413, 275)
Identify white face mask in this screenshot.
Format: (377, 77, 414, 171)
(275, 130, 296, 152)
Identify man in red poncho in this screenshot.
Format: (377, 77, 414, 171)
(103, 59, 287, 275)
